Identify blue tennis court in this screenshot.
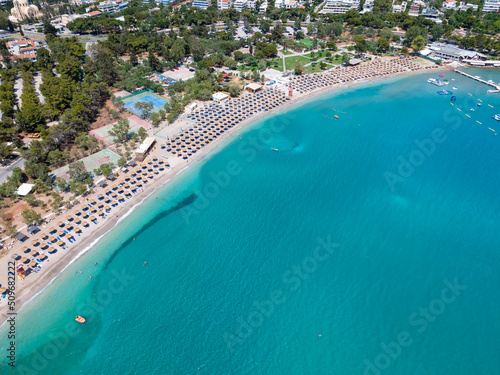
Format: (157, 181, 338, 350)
(122, 92, 169, 117)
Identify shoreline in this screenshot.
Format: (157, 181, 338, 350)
(0, 65, 444, 327)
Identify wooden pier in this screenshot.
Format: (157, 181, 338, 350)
(455, 69, 500, 92)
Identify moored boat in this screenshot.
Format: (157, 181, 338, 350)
(75, 316, 86, 323)
(428, 78, 444, 87)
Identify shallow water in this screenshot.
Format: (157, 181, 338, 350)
(2, 69, 500, 375)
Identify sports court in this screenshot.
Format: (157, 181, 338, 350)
(50, 149, 122, 182)
(89, 115, 151, 146)
(121, 90, 169, 117)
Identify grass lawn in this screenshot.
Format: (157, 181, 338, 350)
(284, 55, 311, 70)
(298, 38, 314, 48)
(304, 63, 334, 73)
(328, 55, 343, 65)
(269, 59, 284, 71)
(304, 50, 329, 59)
(282, 50, 293, 55)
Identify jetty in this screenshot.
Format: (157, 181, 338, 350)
(455, 69, 500, 92)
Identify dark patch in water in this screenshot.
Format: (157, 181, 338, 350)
(101, 193, 198, 271)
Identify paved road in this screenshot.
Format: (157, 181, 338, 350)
(0, 156, 25, 184)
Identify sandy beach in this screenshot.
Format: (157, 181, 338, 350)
(0, 61, 444, 327)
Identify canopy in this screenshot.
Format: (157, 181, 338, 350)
(15, 183, 34, 196)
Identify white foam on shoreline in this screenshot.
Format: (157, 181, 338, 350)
(0, 165, 194, 328)
(1, 69, 442, 329)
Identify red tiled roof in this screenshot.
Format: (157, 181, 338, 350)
(0, 53, 37, 61)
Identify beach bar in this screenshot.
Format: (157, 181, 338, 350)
(212, 92, 228, 103)
(133, 137, 156, 162)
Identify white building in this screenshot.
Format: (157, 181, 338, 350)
(393, 1, 407, 12)
(458, 2, 478, 10)
(218, 0, 232, 9)
(259, 1, 268, 12)
(70, 0, 95, 5)
(482, 0, 500, 12)
(442, 0, 456, 9)
(421, 8, 442, 23)
(274, 0, 285, 8)
(421, 42, 487, 61)
(321, 0, 360, 14)
(97, 0, 128, 13)
(212, 92, 229, 103)
(233, 0, 247, 11)
(285, 0, 299, 8)
(193, 0, 210, 8)
(361, 0, 374, 12)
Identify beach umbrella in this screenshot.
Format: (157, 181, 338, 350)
(57, 231, 66, 237)
(65, 215, 73, 221)
(29, 249, 39, 256)
(57, 240, 64, 247)
(28, 260, 38, 268)
(20, 257, 29, 263)
(82, 221, 89, 227)
(73, 210, 81, 216)
(97, 202, 104, 208)
(57, 221, 64, 227)
(89, 216, 97, 222)
(89, 200, 97, 205)
(48, 226, 56, 233)
(38, 254, 48, 261)
(97, 211, 104, 216)
(80, 205, 88, 211)
(0, 287, 7, 295)
(40, 243, 48, 250)
(41, 233, 49, 240)
(48, 236, 56, 243)
(75, 228, 82, 234)
(74, 218, 82, 224)
(21, 246, 29, 253)
(48, 247, 56, 254)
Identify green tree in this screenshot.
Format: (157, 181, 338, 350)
(377, 38, 390, 52)
(411, 36, 426, 53)
(22, 209, 41, 226)
(148, 50, 162, 72)
(134, 102, 154, 120)
(109, 118, 131, 143)
(68, 161, 89, 182)
(294, 62, 304, 75)
(228, 84, 240, 97)
(431, 24, 444, 40)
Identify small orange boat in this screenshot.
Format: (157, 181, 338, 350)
(75, 316, 86, 323)
(334, 115, 339, 119)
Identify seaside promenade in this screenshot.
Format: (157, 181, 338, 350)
(0, 56, 438, 324)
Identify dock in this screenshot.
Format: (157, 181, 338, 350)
(455, 69, 500, 92)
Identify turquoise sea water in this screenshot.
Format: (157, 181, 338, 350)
(2, 69, 500, 375)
